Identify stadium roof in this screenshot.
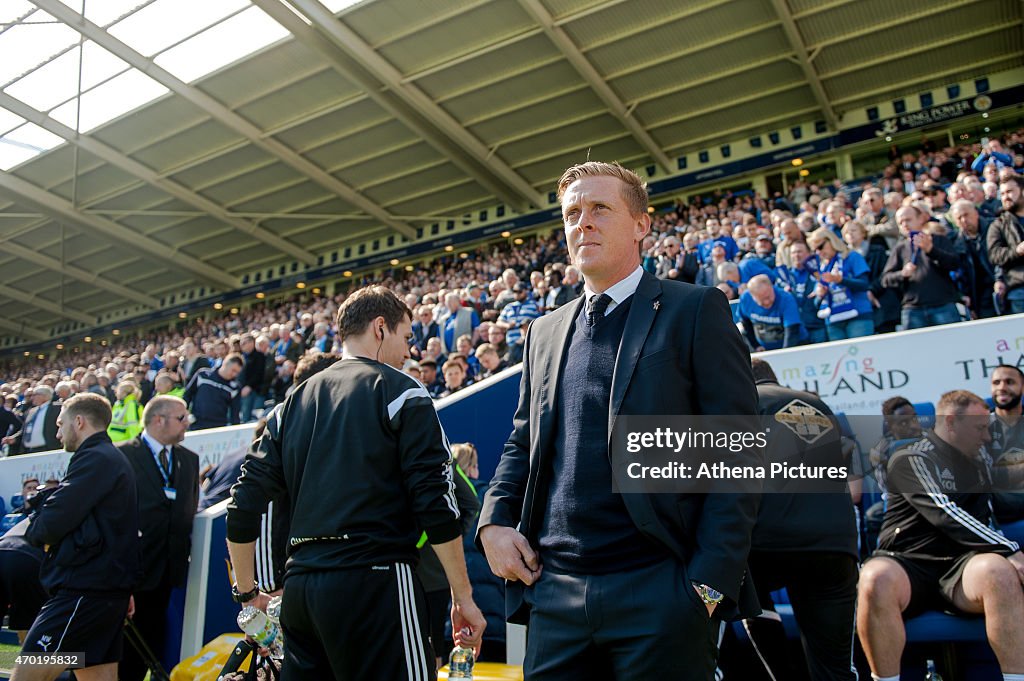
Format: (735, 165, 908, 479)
(0, 0, 1019, 340)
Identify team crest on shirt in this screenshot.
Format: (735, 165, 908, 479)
(773, 399, 834, 444)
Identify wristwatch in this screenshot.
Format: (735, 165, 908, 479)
(231, 583, 259, 604)
(692, 582, 725, 606)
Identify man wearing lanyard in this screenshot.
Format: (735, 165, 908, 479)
(116, 396, 199, 681)
(3, 387, 59, 455)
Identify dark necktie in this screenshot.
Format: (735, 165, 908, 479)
(587, 293, 613, 326)
(159, 447, 172, 485)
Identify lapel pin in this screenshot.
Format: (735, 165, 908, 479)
(653, 301, 660, 311)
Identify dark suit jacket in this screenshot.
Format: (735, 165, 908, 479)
(548, 286, 577, 311)
(655, 252, 700, 284)
(694, 262, 720, 288)
(241, 350, 267, 393)
(119, 437, 200, 592)
(11, 402, 60, 454)
(0, 408, 22, 440)
(411, 320, 439, 353)
(479, 271, 761, 623)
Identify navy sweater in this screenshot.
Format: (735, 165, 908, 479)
(538, 297, 666, 574)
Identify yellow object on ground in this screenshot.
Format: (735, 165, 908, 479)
(439, 662, 524, 680)
(170, 634, 250, 681)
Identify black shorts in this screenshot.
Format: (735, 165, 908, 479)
(425, 589, 450, 659)
(0, 551, 47, 630)
(870, 550, 976, 618)
(280, 562, 434, 681)
(21, 591, 130, 668)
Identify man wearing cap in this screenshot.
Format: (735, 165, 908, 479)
(745, 234, 778, 269)
(418, 358, 445, 399)
(465, 282, 487, 314)
(738, 237, 779, 284)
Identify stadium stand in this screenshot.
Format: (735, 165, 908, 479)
(3, 126, 1023, 407)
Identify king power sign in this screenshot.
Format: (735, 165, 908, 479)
(872, 96, 989, 138)
(763, 315, 1024, 416)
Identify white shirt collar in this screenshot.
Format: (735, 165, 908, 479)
(141, 430, 168, 456)
(583, 265, 644, 317)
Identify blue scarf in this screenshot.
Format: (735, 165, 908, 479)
(817, 254, 859, 323)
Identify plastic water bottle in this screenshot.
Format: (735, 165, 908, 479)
(447, 645, 474, 680)
(265, 595, 282, 626)
(264, 595, 284, 658)
(237, 605, 278, 649)
(925, 659, 944, 681)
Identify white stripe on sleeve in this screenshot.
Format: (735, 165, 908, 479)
(908, 456, 1019, 551)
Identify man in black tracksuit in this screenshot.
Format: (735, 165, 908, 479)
(858, 390, 1024, 680)
(738, 359, 859, 681)
(226, 286, 485, 681)
(417, 463, 480, 665)
(14, 393, 139, 681)
(184, 354, 243, 430)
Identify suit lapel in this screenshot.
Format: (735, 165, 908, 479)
(166, 445, 178, 490)
(541, 296, 585, 428)
(135, 439, 168, 494)
(608, 272, 662, 440)
(534, 296, 585, 468)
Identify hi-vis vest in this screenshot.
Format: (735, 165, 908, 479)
(108, 394, 143, 442)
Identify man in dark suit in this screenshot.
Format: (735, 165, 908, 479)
(654, 234, 700, 284)
(181, 339, 211, 385)
(695, 243, 728, 288)
(410, 305, 439, 358)
(544, 271, 577, 311)
(478, 161, 761, 680)
(117, 395, 199, 681)
(2, 386, 59, 455)
(0, 403, 22, 447)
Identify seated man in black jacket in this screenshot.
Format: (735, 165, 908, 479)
(858, 390, 1024, 681)
(14, 393, 139, 681)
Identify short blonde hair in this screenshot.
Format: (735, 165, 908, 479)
(62, 393, 112, 430)
(841, 220, 867, 238)
(807, 227, 849, 256)
(474, 343, 497, 359)
(143, 395, 187, 427)
(937, 390, 987, 417)
(451, 443, 477, 472)
(556, 161, 648, 217)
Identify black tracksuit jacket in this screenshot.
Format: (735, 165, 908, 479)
(227, 357, 461, 576)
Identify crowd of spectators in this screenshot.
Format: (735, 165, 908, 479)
(1, 129, 1022, 446)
